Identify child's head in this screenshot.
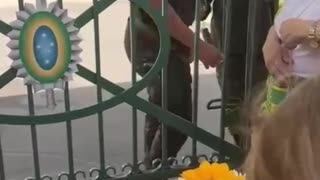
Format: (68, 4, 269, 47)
(244, 75, 320, 180)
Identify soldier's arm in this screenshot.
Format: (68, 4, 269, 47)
(149, 0, 195, 50)
(150, 0, 222, 68)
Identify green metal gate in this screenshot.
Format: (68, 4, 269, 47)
(0, 0, 276, 179)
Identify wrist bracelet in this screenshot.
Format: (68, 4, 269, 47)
(316, 22, 320, 40)
(308, 23, 317, 39)
(308, 21, 319, 48)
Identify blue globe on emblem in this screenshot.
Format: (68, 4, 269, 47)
(33, 26, 58, 70)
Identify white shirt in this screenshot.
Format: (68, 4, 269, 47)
(274, 0, 320, 77)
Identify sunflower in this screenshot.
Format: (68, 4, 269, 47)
(180, 161, 245, 180)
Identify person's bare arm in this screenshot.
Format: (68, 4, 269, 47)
(149, 0, 222, 68)
(279, 18, 316, 49)
(263, 26, 292, 80)
(150, 0, 194, 48)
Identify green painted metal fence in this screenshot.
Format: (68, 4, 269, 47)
(0, 0, 278, 179)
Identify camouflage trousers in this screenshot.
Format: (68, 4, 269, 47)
(124, 20, 192, 169)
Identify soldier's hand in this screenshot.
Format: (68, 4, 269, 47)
(198, 41, 223, 69)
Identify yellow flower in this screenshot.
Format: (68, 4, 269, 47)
(180, 161, 245, 180)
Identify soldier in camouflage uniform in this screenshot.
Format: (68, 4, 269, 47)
(124, 0, 221, 168)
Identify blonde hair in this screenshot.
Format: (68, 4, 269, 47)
(244, 76, 320, 180)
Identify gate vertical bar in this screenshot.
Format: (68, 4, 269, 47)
(27, 85, 41, 179)
(244, 0, 265, 152)
(245, 0, 261, 98)
(219, 0, 232, 160)
(93, 0, 106, 177)
(191, 0, 201, 165)
(57, 0, 76, 179)
(0, 139, 5, 180)
(18, 0, 24, 13)
(129, 1, 139, 173)
(64, 80, 75, 180)
(18, 0, 42, 178)
(161, 0, 169, 168)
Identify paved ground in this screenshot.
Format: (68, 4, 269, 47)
(0, 1, 233, 179)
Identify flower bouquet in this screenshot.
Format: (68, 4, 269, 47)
(179, 161, 245, 180)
